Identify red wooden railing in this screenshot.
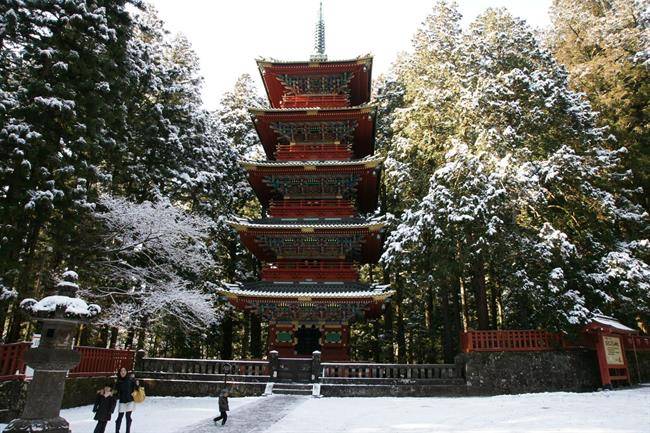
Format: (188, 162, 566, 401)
(262, 261, 359, 281)
(461, 330, 563, 352)
(0, 342, 30, 380)
(69, 346, 135, 377)
(269, 199, 356, 218)
(281, 93, 350, 108)
(0, 344, 135, 381)
(276, 143, 353, 161)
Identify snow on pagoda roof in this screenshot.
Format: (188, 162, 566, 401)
(229, 217, 385, 231)
(256, 54, 373, 67)
(591, 313, 636, 333)
(220, 281, 393, 300)
(249, 104, 376, 114)
(240, 155, 383, 170)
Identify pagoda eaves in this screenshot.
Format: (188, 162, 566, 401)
(256, 55, 373, 109)
(250, 105, 377, 160)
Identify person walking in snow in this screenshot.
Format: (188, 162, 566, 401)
(92, 384, 117, 433)
(114, 367, 139, 433)
(213, 389, 230, 426)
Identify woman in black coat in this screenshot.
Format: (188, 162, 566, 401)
(114, 367, 139, 433)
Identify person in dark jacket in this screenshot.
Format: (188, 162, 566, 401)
(92, 385, 117, 433)
(213, 389, 230, 426)
(114, 367, 139, 433)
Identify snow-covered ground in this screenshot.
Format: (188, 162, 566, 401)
(0, 396, 257, 433)
(2, 387, 649, 433)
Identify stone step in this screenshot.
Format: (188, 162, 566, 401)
(271, 382, 314, 396)
(273, 388, 313, 395)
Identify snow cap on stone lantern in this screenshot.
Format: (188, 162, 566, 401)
(20, 270, 101, 322)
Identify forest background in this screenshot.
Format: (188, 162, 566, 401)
(0, 0, 647, 363)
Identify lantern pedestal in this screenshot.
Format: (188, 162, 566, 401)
(3, 271, 100, 433)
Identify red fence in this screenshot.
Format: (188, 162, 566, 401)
(0, 342, 30, 380)
(69, 346, 135, 378)
(0, 344, 135, 381)
(461, 330, 563, 352)
(462, 330, 650, 353)
(625, 335, 650, 351)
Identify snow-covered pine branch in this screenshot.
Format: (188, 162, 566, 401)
(89, 194, 220, 330)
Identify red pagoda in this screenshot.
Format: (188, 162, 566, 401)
(221, 2, 393, 361)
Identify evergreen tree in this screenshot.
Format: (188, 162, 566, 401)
(0, 0, 136, 341)
(549, 0, 650, 209)
(380, 4, 648, 363)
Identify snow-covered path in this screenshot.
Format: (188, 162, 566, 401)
(181, 394, 307, 433)
(2, 387, 649, 433)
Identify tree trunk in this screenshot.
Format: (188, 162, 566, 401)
(441, 278, 455, 363)
(124, 329, 135, 349)
(383, 301, 394, 363)
(470, 257, 490, 330)
(109, 327, 118, 348)
(221, 315, 233, 360)
(250, 314, 262, 358)
(394, 275, 407, 364)
(97, 326, 109, 348)
(372, 320, 381, 363)
(451, 273, 463, 354)
(135, 316, 149, 350)
(489, 283, 499, 329)
(425, 284, 437, 363)
(242, 311, 250, 358)
(0, 302, 9, 341)
(78, 324, 91, 346)
(5, 300, 25, 343)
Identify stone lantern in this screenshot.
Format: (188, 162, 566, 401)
(4, 271, 100, 433)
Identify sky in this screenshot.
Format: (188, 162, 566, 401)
(150, 0, 553, 109)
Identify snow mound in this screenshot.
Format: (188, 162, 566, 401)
(21, 295, 101, 318)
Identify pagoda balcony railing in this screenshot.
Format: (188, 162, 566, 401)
(280, 93, 350, 108)
(269, 199, 356, 218)
(262, 261, 359, 281)
(275, 143, 353, 161)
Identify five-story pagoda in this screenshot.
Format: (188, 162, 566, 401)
(221, 2, 392, 361)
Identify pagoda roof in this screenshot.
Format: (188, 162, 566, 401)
(249, 105, 376, 160)
(256, 55, 373, 108)
(220, 281, 393, 300)
(256, 54, 373, 66)
(229, 218, 384, 231)
(230, 218, 385, 263)
(242, 156, 382, 213)
(241, 155, 383, 170)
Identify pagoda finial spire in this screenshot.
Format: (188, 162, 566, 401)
(310, 0, 327, 61)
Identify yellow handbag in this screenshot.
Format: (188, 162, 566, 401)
(132, 387, 146, 403)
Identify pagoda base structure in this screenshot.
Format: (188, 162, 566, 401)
(268, 323, 350, 361)
(223, 281, 389, 361)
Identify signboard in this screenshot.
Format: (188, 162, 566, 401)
(602, 335, 624, 366)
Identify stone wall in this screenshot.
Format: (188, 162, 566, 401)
(140, 379, 265, 398)
(457, 349, 602, 395)
(320, 383, 468, 397)
(0, 381, 26, 423)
